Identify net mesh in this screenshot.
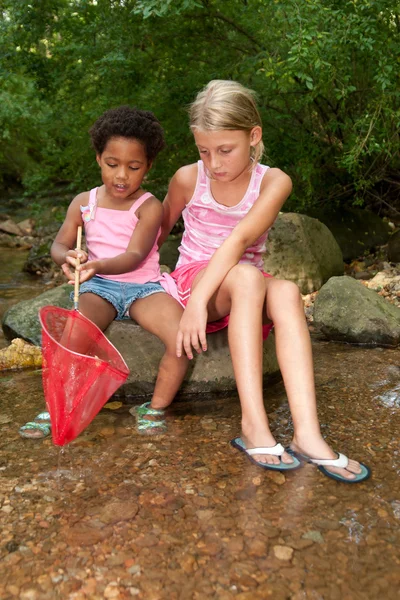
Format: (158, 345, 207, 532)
(39, 306, 129, 446)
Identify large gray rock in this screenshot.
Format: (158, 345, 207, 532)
(110, 322, 279, 398)
(263, 213, 344, 294)
(2, 284, 280, 398)
(2, 284, 72, 345)
(314, 276, 400, 347)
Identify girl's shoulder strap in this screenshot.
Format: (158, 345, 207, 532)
(130, 191, 154, 213)
(197, 160, 207, 185)
(80, 187, 97, 223)
(88, 187, 98, 208)
(186, 161, 206, 207)
(253, 163, 270, 195)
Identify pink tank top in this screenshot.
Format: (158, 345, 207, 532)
(82, 187, 163, 284)
(176, 161, 271, 269)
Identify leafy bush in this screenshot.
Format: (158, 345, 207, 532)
(1, 0, 398, 214)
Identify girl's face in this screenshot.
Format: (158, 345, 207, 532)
(96, 136, 151, 200)
(193, 127, 261, 183)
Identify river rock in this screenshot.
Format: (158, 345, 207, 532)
(1, 284, 280, 397)
(0, 338, 42, 370)
(17, 218, 35, 236)
(0, 218, 24, 236)
(0, 233, 35, 248)
(314, 276, 400, 346)
(2, 284, 72, 345)
(263, 213, 343, 294)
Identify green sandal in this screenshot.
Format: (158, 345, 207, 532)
(130, 402, 167, 434)
(19, 411, 51, 439)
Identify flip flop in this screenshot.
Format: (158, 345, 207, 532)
(231, 437, 301, 471)
(19, 422, 51, 439)
(19, 411, 51, 439)
(286, 448, 371, 483)
(130, 402, 167, 434)
(33, 411, 51, 423)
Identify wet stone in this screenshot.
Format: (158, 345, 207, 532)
(245, 537, 269, 557)
(302, 530, 325, 544)
(135, 533, 159, 548)
(234, 484, 257, 500)
(265, 471, 286, 485)
(98, 500, 139, 524)
(63, 525, 112, 546)
(313, 518, 342, 531)
(273, 545, 294, 561)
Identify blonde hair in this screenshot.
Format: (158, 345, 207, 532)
(189, 80, 264, 165)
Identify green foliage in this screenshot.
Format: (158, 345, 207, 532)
(0, 0, 399, 213)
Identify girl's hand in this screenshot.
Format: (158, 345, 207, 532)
(64, 249, 88, 270)
(75, 260, 99, 283)
(61, 250, 90, 283)
(176, 300, 208, 360)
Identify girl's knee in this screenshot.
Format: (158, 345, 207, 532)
(267, 280, 303, 316)
(268, 279, 300, 295)
(227, 264, 265, 294)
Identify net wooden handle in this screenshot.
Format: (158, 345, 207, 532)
(73, 226, 82, 308)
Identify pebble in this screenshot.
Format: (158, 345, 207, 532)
(6, 585, 19, 597)
(127, 565, 141, 576)
(19, 590, 40, 600)
(98, 500, 139, 525)
(246, 537, 268, 557)
(273, 545, 294, 561)
(265, 471, 286, 485)
(64, 525, 112, 546)
(104, 583, 120, 598)
(302, 530, 325, 544)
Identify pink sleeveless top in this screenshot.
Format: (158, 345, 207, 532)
(82, 187, 164, 284)
(176, 161, 271, 269)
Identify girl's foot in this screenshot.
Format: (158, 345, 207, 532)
(231, 437, 301, 471)
(241, 428, 295, 466)
(289, 436, 366, 481)
(130, 402, 167, 435)
(19, 412, 51, 439)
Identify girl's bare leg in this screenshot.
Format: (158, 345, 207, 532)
(129, 293, 189, 409)
(78, 293, 117, 330)
(59, 293, 116, 354)
(194, 265, 364, 478)
(264, 278, 363, 479)
(192, 264, 292, 465)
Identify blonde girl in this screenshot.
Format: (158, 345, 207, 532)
(159, 80, 370, 483)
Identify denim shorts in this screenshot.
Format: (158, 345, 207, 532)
(72, 275, 165, 320)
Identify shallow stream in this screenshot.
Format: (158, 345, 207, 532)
(0, 247, 400, 599)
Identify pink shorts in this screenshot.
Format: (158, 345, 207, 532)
(170, 260, 274, 338)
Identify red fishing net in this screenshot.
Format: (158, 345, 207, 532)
(39, 306, 129, 446)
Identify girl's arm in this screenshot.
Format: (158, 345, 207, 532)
(77, 197, 163, 282)
(177, 168, 292, 358)
(51, 193, 89, 276)
(158, 165, 197, 247)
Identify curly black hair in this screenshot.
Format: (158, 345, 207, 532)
(89, 106, 165, 162)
